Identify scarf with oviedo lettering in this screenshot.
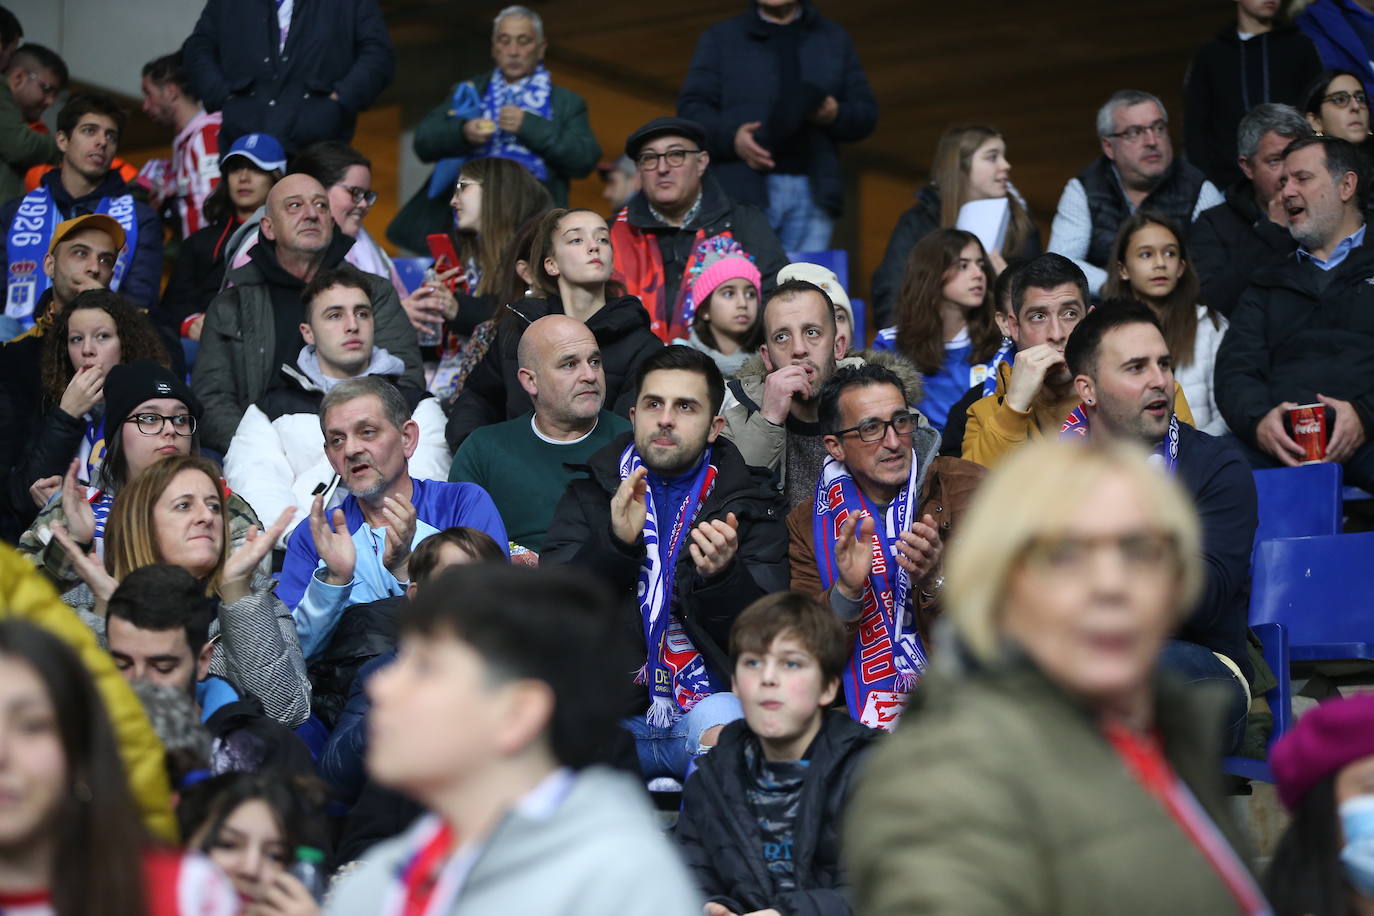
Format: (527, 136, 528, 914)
(1060, 405, 1180, 474)
(6, 187, 138, 328)
(620, 442, 722, 726)
(811, 451, 928, 732)
(425, 65, 553, 198)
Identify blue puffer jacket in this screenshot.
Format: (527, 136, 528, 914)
(677, 0, 877, 218)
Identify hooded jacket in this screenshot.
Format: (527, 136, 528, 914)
(675, 711, 880, 916)
(0, 168, 162, 311)
(444, 294, 664, 451)
(1187, 178, 1300, 318)
(223, 348, 450, 548)
(542, 432, 788, 713)
(1215, 238, 1374, 443)
(1183, 24, 1322, 188)
(676, 0, 877, 219)
(325, 767, 701, 916)
(191, 231, 423, 452)
(846, 659, 1258, 916)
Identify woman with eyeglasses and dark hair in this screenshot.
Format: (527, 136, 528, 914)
(1303, 69, 1373, 148)
(7, 289, 169, 533)
(17, 361, 265, 610)
(0, 618, 241, 916)
(51, 452, 309, 728)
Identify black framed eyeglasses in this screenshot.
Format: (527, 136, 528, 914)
(1107, 120, 1168, 142)
(1323, 90, 1368, 110)
(336, 184, 378, 207)
(833, 411, 917, 442)
(636, 148, 703, 171)
(125, 413, 197, 437)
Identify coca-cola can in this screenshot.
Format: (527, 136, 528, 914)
(1287, 403, 1328, 464)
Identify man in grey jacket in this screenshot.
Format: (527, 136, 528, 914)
(192, 173, 422, 452)
(327, 564, 700, 915)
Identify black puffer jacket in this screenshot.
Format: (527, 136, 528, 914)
(1215, 241, 1374, 442)
(675, 711, 880, 916)
(444, 294, 663, 450)
(1186, 179, 1298, 318)
(542, 432, 787, 711)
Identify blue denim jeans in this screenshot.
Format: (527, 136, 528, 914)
(620, 691, 743, 780)
(766, 173, 834, 251)
(1158, 639, 1248, 754)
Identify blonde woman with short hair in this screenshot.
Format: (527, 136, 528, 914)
(846, 438, 1266, 916)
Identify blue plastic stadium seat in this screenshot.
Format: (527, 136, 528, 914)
(393, 256, 430, 295)
(848, 297, 867, 347)
(1251, 465, 1342, 555)
(1250, 533, 1374, 663)
(786, 249, 849, 290)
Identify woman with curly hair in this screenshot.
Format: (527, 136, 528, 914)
(8, 288, 169, 529)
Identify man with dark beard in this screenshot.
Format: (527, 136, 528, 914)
(543, 345, 787, 781)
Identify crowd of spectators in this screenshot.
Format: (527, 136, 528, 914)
(3, 0, 1374, 914)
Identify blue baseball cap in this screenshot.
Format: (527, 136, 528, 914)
(221, 133, 287, 173)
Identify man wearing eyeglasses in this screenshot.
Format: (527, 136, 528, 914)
(1049, 89, 1223, 297)
(1064, 299, 1256, 754)
(786, 362, 984, 729)
(610, 116, 788, 343)
(0, 44, 64, 207)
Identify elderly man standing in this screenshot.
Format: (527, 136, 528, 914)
(449, 314, 630, 553)
(389, 5, 600, 252)
(612, 116, 788, 343)
(1216, 135, 1374, 489)
(192, 173, 422, 452)
(1048, 89, 1222, 296)
(678, 0, 877, 250)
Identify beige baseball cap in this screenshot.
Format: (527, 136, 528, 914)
(46, 214, 126, 259)
(777, 262, 853, 330)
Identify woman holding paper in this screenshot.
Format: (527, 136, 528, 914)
(871, 126, 1041, 328)
(872, 228, 1005, 432)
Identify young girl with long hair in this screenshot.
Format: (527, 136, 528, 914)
(676, 255, 762, 377)
(1103, 211, 1229, 435)
(874, 228, 1003, 431)
(872, 125, 1042, 325)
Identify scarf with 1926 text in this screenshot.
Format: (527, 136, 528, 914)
(811, 451, 928, 732)
(620, 442, 722, 726)
(1060, 405, 1180, 474)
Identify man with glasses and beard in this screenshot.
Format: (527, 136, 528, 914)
(788, 363, 984, 731)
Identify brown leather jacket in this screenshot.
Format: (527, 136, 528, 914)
(787, 454, 986, 647)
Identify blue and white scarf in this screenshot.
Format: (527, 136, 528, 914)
(6, 188, 138, 328)
(980, 337, 1016, 397)
(76, 412, 106, 485)
(425, 65, 553, 198)
(811, 451, 928, 731)
(1061, 404, 1180, 474)
(621, 442, 722, 727)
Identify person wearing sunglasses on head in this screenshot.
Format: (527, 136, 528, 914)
(787, 362, 985, 731)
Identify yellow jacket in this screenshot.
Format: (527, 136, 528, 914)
(0, 545, 177, 842)
(962, 362, 1194, 468)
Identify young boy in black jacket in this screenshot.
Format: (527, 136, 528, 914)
(675, 592, 881, 916)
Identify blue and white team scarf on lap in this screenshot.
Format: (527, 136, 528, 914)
(6, 188, 138, 328)
(1060, 404, 1180, 474)
(811, 451, 928, 732)
(620, 442, 722, 727)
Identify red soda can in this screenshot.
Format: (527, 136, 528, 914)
(1287, 403, 1328, 464)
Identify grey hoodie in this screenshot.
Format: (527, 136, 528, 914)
(326, 767, 702, 916)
